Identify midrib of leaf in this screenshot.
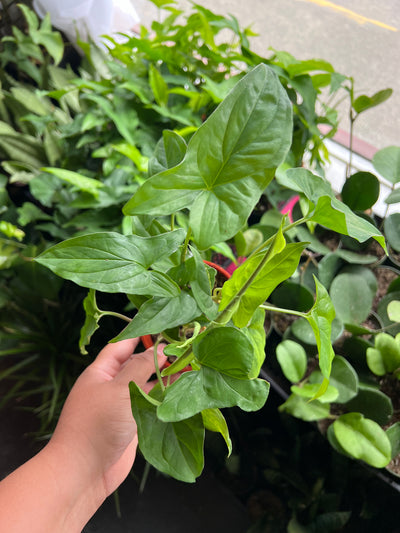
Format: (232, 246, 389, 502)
(207, 78, 266, 188)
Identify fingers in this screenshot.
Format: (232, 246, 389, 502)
(117, 343, 167, 388)
(92, 338, 141, 380)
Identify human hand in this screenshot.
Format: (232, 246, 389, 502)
(49, 338, 167, 498)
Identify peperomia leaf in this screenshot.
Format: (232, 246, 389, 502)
(276, 340, 307, 383)
(329, 273, 375, 325)
(279, 394, 330, 421)
(282, 168, 386, 250)
(192, 327, 256, 379)
(130, 382, 205, 483)
(157, 366, 270, 422)
(219, 242, 307, 328)
(372, 146, 400, 185)
(201, 408, 232, 456)
(123, 64, 293, 249)
(332, 413, 391, 468)
(386, 422, 400, 459)
(366, 332, 400, 376)
(113, 291, 200, 340)
(35, 230, 185, 296)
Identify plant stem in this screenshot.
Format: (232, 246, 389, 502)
(259, 303, 305, 319)
(153, 337, 165, 393)
(181, 227, 192, 262)
(102, 311, 132, 323)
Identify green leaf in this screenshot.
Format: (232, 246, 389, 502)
(345, 383, 393, 425)
(279, 394, 330, 421)
(123, 64, 293, 249)
(353, 89, 392, 114)
(341, 172, 380, 211)
(201, 408, 232, 456)
(276, 340, 307, 383)
(148, 130, 187, 177)
(283, 168, 386, 251)
(243, 308, 267, 378)
(366, 333, 400, 375)
(305, 277, 335, 379)
(113, 291, 199, 340)
(386, 422, 400, 459)
(219, 242, 307, 328)
(385, 188, 400, 204)
(332, 413, 391, 468)
(291, 383, 339, 403)
(384, 213, 400, 252)
(0, 221, 24, 241)
(192, 327, 257, 379)
(157, 366, 270, 422)
(388, 300, 400, 322)
(130, 382, 205, 483)
(325, 355, 358, 403)
(373, 146, 400, 185)
(35, 230, 185, 296)
(41, 167, 104, 197)
(149, 64, 169, 107)
(79, 289, 102, 355)
(187, 246, 218, 320)
(330, 273, 375, 325)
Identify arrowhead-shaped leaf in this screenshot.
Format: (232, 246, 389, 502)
(35, 230, 185, 296)
(157, 366, 270, 422)
(123, 64, 293, 249)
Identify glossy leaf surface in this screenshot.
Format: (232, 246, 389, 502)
(36, 230, 185, 295)
(123, 64, 293, 249)
(130, 382, 205, 483)
(157, 366, 270, 422)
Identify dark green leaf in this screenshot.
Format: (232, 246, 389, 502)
(386, 422, 400, 459)
(79, 289, 102, 355)
(157, 366, 270, 422)
(279, 394, 330, 421)
(123, 64, 293, 249)
(130, 382, 205, 482)
(353, 89, 392, 114)
(330, 272, 375, 325)
(35, 230, 185, 296)
(148, 130, 187, 177)
(345, 383, 393, 425)
(384, 213, 400, 252)
(113, 291, 199, 340)
(341, 172, 380, 210)
(192, 327, 256, 379)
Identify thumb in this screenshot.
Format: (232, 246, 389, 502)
(116, 343, 167, 388)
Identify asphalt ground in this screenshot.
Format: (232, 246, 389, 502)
(136, 0, 399, 151)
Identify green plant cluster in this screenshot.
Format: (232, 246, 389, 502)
(0, 2, 398, 485)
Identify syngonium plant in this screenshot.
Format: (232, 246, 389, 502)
(35, 64, 386, 482)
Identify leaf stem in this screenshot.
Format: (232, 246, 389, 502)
(102, 311, 132, 323)
(181, 227, 192, 262)
(259, 303, 305, 318)
(154, 337, 165, 393)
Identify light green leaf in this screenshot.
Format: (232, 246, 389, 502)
(219, 242, 306, 328)
(388, 300, 400, 322)
(353, 89, 392, 114)
(291, 383, 339, 403)
(157, 366, 270, 422)
(42, 167, 103, 197)
(35, 230, 185, 296)
(79, 289, 102, 355)
(201, 408, 232, 456)
(243, 308, 267, 378)
(187, 246, 218, 320)
(366, 333, 400, 375)
(123, 64, 293, 249)
(304, 276, 335, 379)
(373, 146, 400, 185)
(130, 382, 205, 483)
(276, 340, 307, 383)
(279, 394, 330, 421)
(149, 64, 169, 107)
(333, 413, 391, 468)
(283, 168, 386, 251)
(113, 291, 199, 340)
